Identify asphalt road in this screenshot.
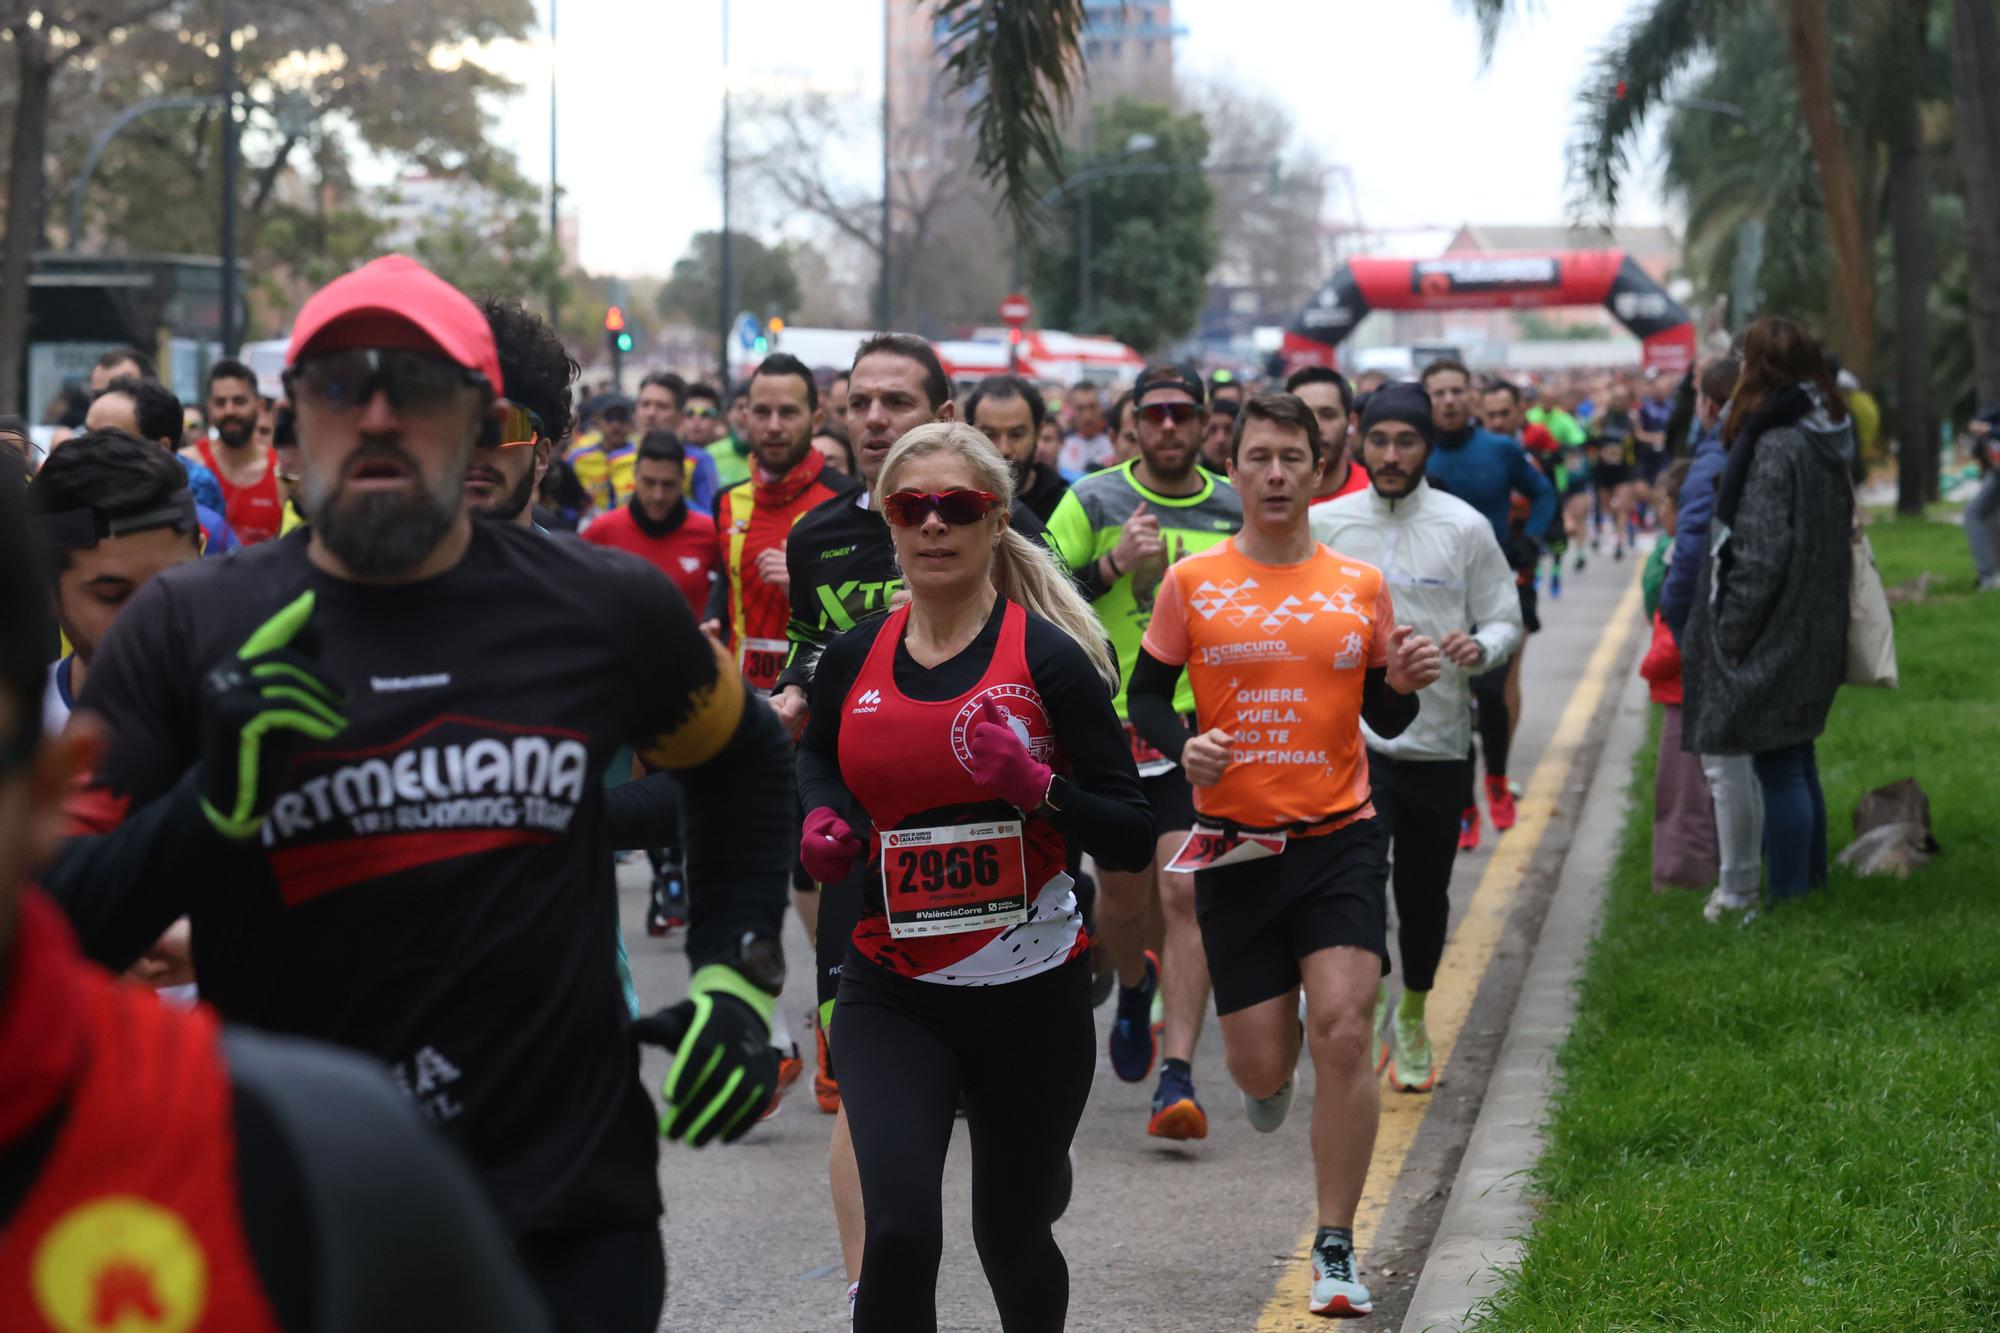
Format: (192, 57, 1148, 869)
(625, 537, 1648, 1333)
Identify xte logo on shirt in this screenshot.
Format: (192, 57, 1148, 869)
(852, 689, 883, 714)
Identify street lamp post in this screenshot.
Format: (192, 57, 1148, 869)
(219, 0, 240, 356)
(548, 0, 560, 330)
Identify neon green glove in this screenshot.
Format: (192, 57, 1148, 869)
(632, 965, 779, 1147)
(198, 591, 348, 840)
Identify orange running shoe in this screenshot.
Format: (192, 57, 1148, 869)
(1485, 775, 1518, 832)
(761, 1041, 803, 1121)
(812, 1015, 839, 1115)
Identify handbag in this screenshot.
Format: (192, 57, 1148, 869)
(1844, 486, 1897, 688)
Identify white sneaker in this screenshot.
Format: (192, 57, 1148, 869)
(1309, 1239, 1373, 1316)
(1980, 574, 2000, 591)
(1243, 1081, 1294, 1133)
(848, 1281, 859, 1330)
(1702, 886, 1757, 923)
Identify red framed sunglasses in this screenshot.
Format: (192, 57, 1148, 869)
(882, 488, 1000, 528)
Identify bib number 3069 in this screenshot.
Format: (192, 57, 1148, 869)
(883, 820, 1029, 938)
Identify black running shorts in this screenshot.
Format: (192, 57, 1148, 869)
(1192, 815, 1391, 1015)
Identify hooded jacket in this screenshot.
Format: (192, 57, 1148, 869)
(1311, 477, 1522, 762)
(1682, 384, 1854, 756)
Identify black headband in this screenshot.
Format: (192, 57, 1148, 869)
(45, 487, 199, 550)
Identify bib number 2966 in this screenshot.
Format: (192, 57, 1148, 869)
(883, 820, 1029, 938)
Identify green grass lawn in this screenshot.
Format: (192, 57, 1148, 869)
(1473, 518, 2000, 1331)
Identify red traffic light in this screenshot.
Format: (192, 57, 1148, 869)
(604, 305, 626, 332)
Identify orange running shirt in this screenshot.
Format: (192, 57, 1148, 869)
(1141, 539, 1394, 835)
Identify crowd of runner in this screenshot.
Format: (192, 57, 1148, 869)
(3, 252, 1700, 1331)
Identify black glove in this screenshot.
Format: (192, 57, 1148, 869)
(633, 964, 779, 1146)
(199, 591, 348, 840)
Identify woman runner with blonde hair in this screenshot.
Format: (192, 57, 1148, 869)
(795, 422, 1151, 1331)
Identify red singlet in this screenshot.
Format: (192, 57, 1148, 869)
(194, 439, 282, 546)
(837, 600, 1085, 985)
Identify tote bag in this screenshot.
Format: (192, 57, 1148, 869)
(1845, 499, 1897, 688)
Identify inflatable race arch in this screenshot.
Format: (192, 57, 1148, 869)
(1283, 250, 1696, 376)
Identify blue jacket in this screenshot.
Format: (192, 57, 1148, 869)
(1426, 426, 1556, 555)
(686, 446, 721, 516)
(1660, 425, 1725, 637)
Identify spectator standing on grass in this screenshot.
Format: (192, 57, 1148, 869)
(1682, 318, 1853, 907)
(1639, 460, 1719, 892)
(1662, 356, 1765, 921)
(1967, 408, 2000, 591)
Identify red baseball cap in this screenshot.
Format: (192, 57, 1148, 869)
(286, 254, 504, 400)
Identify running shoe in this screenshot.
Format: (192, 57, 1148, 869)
(1458, 806, 1481, 852)
(847, 1281, 859, 1330)
(1309, 1236, 1373, 1317)
(1485, 775, 1518, 832)
(1614, 542, 1626, 562)
(1148, 1062, 1208, 1140)
(761, 1041, 804, 1120)
(1550, 566, 1563, 598)
(1109, 950, 1160, 1083)
(1387, 1000, 1437, 1093)
(813, 1014, 839, 1115)
(1572, 551, 1586, 573)
(1243, 1081, 1293, 1134)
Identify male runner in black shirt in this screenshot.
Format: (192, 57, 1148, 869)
(42, 255, 795, 1333)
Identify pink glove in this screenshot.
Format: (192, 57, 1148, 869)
(800, 806, 864, 884)
(967, 701, 1054, 812)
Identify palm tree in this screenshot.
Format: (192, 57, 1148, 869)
(933, 0, 1090, 226)
(1462, 0, 1881, 376)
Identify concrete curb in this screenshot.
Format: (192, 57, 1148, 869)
(1400, 669, 1652, 1332)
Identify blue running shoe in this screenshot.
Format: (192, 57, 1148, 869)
(1109, 950, 1159, 1083)
(1148, 1060, 1208, 1140)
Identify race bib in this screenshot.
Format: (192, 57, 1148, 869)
(1124, 722, 1176, 778)
(882, 819, 1029, 938)
(1165, 822, 1287, 874)
(741, 636, 788, 691)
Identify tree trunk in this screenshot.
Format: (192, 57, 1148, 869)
(1887, 2, 1934, 515)
(1781, 0, 1876, 379)
(0, 31, 54, 417)
(1950, 0, 2000, 409)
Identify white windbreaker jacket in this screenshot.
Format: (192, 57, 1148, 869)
(1310, 479, 1523, 762)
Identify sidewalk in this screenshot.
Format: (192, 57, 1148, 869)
(1400, 670, 1650, 1333)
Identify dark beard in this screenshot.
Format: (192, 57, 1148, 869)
(307, 442, 463, 576)
(216, 419, 254, 449)
(477, 467, 537, 523)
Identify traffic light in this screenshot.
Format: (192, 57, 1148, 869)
(752, 333, 769, 356)
(605, 305, 634, 355)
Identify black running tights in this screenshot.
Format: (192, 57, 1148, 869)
(1367, 751, 1472, 993)
(835, 951, 1094, 1333)
(1470, 660, 1512, 781)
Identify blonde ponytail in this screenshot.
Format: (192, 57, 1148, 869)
(879, 422, 1120, 690)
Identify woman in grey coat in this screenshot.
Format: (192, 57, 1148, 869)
(1682, 317, 1854, 902)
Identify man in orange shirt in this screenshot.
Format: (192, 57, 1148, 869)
(705, 354, 856, 693)
(1127, 393, 1440, 1321)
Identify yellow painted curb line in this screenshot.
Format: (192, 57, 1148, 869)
(1255, 568, 1645, 1329)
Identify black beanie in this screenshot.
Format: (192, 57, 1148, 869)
(1358, 382, 1436, 447)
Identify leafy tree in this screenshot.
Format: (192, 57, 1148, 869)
(0, 0, 536, 408)
(1024, 100, 1216, 353)
(656, 230, 803, 327)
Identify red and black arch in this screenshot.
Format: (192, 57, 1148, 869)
(1283, 250, 1695, 376)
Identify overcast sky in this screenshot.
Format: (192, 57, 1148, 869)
(483, 0, 1669, 277)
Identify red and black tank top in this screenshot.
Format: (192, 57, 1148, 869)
(836, 599, 1085, 985)
(0, 894, 279, 1333)
(194, 438, 282, 546)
